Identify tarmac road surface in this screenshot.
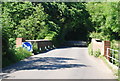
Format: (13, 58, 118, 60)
(2, 47, 117, 79)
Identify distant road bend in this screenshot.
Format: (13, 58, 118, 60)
(2, 47, 117, 79)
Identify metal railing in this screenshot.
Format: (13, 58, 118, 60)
(106, 48, 120, 67)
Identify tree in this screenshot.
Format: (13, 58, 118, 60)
(86, 2, 120, 40)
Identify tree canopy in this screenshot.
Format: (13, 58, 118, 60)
(2, 2, 120, 57)
(86, 2, 119, 40)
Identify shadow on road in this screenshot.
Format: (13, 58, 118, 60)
(3, 57, 87, 73)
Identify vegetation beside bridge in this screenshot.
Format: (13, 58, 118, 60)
(2, 2, 120, 68)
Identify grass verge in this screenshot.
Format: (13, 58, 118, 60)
(99, 55, 119, 79)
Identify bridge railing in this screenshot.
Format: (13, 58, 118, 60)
(106, 48, 119, 67)
(91, 38, 119, 69)
(26, 39, 55, 51)
(16, 38, 55, 53)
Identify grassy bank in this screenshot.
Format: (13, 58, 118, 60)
(2, 47, 32, 68)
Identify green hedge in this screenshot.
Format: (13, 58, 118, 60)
(15, 47, 32, 61)
(2, 47, 32, 68)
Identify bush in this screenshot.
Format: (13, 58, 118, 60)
(15, 47, 32, 61)
(2, 47, 32, 68)
(88, 43, 93, 55)
(89, 32, 110, 41)
(32, 42, 39, 53)
(2, 49, 17, 67)
(44, 31, 57, 40)
(88, 43, 101, 57)
(111, 40, 119, 50)
(2, 56, 13, 68)
(93, 49, 101, 57)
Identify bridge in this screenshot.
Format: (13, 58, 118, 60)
(2, 38, 117, 79)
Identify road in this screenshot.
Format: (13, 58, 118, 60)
(2, 47, 117, 79)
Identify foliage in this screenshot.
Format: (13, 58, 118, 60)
(42, 2, 93, 43)
(88, 43, 101, 57)
(15, 47, 32, 60)
(2, 49, 16, 67)
(2, 2, 120, 67)
(111, 40, 119, 50)
(86, 2, 120, 41)
(89, 32, 109, 41)
(2, 2, 93, 48)
(110, 40, 119, 66)
(88, 43, 93, 55)
(2, 47, 32, 67)
(44, 31, 57, 40)
(32, 42, 38, 53)
(15, 3, 48, 39)
(93, 49, 101, 57)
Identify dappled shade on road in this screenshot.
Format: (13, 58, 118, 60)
(3, 57, 87, 73)
(2, 47, 116, 79)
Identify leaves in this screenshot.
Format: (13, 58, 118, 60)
(2, 2, 119, 57)
(86, 2, 119, 40)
